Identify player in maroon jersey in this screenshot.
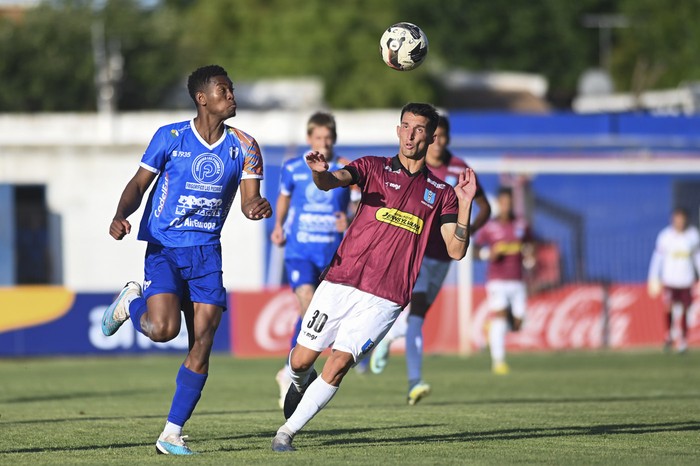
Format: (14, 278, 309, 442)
(475, 187, 534, 374)
(368, 115, 492, 405)
(271, 103, 479, 452)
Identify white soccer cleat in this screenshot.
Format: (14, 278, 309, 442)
(370, 338, 391, 374)
(275, 367, 292, 409)
(271, 430, 295, 452)
(101, 281, 141, 336)
(156, 432, 195, 455)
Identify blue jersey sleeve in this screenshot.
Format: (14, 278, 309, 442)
(279, 160, 295, 196)
(140, 126, 172, 174)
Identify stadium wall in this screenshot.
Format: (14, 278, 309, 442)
(1, 111, 699, 356)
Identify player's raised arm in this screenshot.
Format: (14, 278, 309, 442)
(440, 167, 478, 260)
(240, 178, 273, 220)
(305, 151, 354, 191)
(110, 167, 157, 240)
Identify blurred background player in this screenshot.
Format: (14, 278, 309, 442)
(270, 112, 353, 408)
(101, 65, 272, 455)
(367, 115, 491, 405)
(272, 103, 478, 452)
(474, 186, 534, 375)
(647, 207, 700, 353)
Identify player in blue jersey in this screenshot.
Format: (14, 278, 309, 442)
(101, 65, 272, 455)
(270, 112, 352, 408)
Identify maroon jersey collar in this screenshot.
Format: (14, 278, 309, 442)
(391, 155, 429, 178)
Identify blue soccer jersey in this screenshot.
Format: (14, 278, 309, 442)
(280, 155, 350, 266)
(137, 119, 263, 247)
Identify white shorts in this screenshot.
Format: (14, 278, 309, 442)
(296, 281, 403, 361)
(486, 279, 527, 319)
(413, 257, 451, 305)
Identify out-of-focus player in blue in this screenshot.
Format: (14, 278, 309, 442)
(101, 65, 272, 455)
(270, 112, 353, 408)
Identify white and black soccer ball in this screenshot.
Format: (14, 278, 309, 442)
(379, 22, 429, 71)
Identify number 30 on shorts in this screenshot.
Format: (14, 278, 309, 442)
(307, 310, 328, 333)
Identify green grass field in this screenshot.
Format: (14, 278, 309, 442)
(1, 350, 699, 465)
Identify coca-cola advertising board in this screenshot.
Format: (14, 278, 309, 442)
(230, 284, 699, 357)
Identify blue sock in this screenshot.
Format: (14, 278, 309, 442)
(406, 315, 424, 386)
(129, 297, 148, 335)
(290, 316, 303, 348)
(167, 365, 208, 428)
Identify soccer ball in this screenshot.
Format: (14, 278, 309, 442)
(379, 22, 429, 71)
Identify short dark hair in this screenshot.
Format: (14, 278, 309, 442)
(437, 115, 450, 135)
(497, 186, 513, 198)
(307, 111, 337, 142)
(187, 65, 228, 104)
(400, 102, 439, 135)
(673, 207, 689, 218)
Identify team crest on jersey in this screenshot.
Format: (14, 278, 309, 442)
(230, 146, 239, 159)
(423, 189, 436, 206)
(375, 208, 424, 234)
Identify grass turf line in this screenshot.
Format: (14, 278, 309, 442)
(0, 350, 699, 465)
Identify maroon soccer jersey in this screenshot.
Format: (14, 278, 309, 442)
(322, 155, 459, 307)
(475, 217, 532, 281)
(423, 151, 483, 262)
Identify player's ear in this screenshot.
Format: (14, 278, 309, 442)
(196, 90, 207, 107)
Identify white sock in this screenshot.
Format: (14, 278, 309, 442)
(162, 421, 182, 436)
(285, 376, 338, 434)
(489, 317, 507, 364)
(287, 353, 314, 393)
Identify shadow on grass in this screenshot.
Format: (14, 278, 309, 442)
(2, 421, 697, 455)
(422, 392, 700, 407)
(312, 420, 700, 447)
(0, 408, 279, 426)
(0, 388, 149, 404)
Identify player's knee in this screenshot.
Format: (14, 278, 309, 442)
(289, 352, 314, 373)
(147, 319, 180, 342)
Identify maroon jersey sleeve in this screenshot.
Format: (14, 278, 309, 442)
(344, 156, 374, 188)
(439, 187, 459, 225)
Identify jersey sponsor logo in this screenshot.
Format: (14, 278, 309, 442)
(168, 217, 217, 230)
(375, 207, 424, 234)
(175, 195, 223, 217)
(153, 172, 169, 218)
(298, 213, 339, 233)
(172, 150, 191, 158)
(385, 181, 401, 190)
(384, 165, 401, 174)
(293, 173, 310, 181)
(143, 280, 151, 291)
(191, 153, 224, 185)
(426, 178, 446, 189)
(185, 182, 223, 193)
(303, 183, 334, 213)
(170, 129, 179, 137)
(423, 188, 436, 205)
(492, 241, 522, 255)
(296, 231, 338, 244)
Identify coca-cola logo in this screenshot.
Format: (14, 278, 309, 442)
(254, 291, 300, 351)
(470, 285, 638, 350)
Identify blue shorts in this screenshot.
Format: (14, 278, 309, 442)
(143, 243, 227, 311)
(284, 258, 325, 290)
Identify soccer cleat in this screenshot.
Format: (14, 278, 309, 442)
(407, 381, 431, 406)
(271, 430, 295, 452)
(155, 433, 195, 455)
(283, 368, 317, 420)
(101, 281, 142, 336)
(492, 362, 510, 375)
(369, 338, 391, 374)
(275, 367, 292, 409)
(677, 339, 688, 354)
(663, 338, 673, 353)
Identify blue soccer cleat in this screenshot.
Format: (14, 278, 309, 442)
(156, 433, 195, 455)
(101, 281, 141, 336)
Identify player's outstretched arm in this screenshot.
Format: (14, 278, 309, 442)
(441, 168, 478, 260)
(240, 178, 273, 220)
(305, 151, 354, 191)
(110, 167, 157, 240)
